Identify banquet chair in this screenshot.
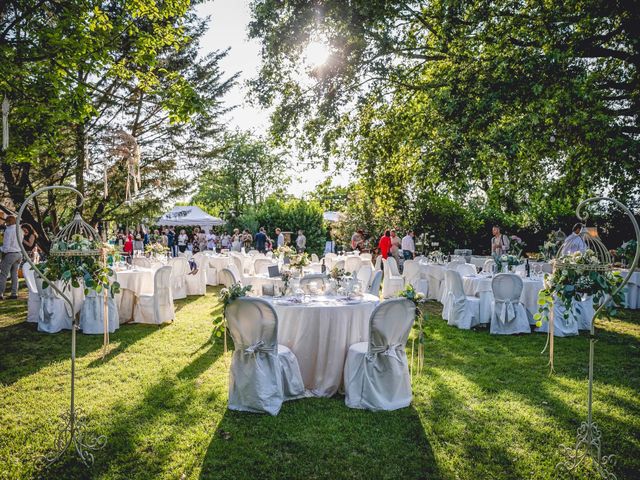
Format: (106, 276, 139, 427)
(231, 254, 247, 276)
(360, 253, 373, 262)
(299, 274, 330, 293)
(34, 277, 73, 333)
(311, 253, 320, 263)
(425, 265, 446, 303)
(356, 263, 373, 292)
(226, 264, 247, 287)
(168, 257, 189, 300)
(449, 255, 466, 265)
(382, 258, 404, 299)
(265, 251, 274, 259)
(226, 297, 306, 415)
(470, 256, 489, 270)
(200, 255, 219, 286)
(442, 270, 481, 330)
(220, 268, 240, 288)
(248, 249, 259, 256)
(132, 257, 151, 269)
(254, 258, 274, 276)
(344, 256, 362, 274)
(80, 289, 119, 334)
(490, 274, 531, 335)
(456, 263, 477, 277)
(185, 255, 207, 296)
(482, 258, 495, 273)
(368, 270, 383, 296)
(402, 260, 428, 297)
(22, 263, 41, 323)
(133, 266, 175, 325)
(374, 255, 382, 272)
(344, 298, 414, 411)
(324, 253, 337, 270)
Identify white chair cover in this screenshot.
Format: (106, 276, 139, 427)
(456, 263, 477, 277)
(226, 297, 305, 415)
(22, 263, 40, 323)
(402, 260, 428, 297)
(80, 290, 119, 334)
(299, 274, 330, 293)
(265, 251, 274, 259)
(483, 258, 495, 273)
(368, 270, 383, 296)
(373, 255, 382, 272)
(381, 258, 404, 299)
(132, 257, 151, 269)
(133, 266, 175, 324)
(344, 256, 362, 274)
(490, 274, 531, 335)
(356, 263, 373, 292)
(360, 253, 372, 262)
(470, 256, 489, 269)
(35, 277, 72, 333)
(185, 255, 207, 296)
(449, 255, 466, 265)
(424, 265, 444, 301)
(442, 270, 481, 330)
(227, 263, 246, 286)
(204, 256, 219, 286)
(231, 254, 246, 276)
(344, 298, 414, 411)
(168, 257, 188, 299)
(311, 253, 320, 263)
(253, 258, 273, 276)
(220, 268, 240, 287)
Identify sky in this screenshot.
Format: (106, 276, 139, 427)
(194, 0, 353, 195)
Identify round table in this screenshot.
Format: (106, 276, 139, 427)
(461, 273, 544, 323)
(115, 267, 155, 295)
(268, 293, 380, 397)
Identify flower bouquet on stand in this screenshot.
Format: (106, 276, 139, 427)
(145, 242, 169, 262)
(508, 235, 526, 257)
(493, 254, 522, 273)
(213, 283, 253, 356)
(397, 284, 427, 380)
(289, 252, 310, 276)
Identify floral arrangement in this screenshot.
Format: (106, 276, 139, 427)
(212, 283, 253, 341)
(42, 235, 120, 297)
(280, 270, 293, 293)
(289, 252, 310, 272)
(508, 235, 526, 257)
(329, 266, 351, 286)
(493, 253, 522, 272)
(616, 240, 637, 266)
(145, 242, 169, 256)
(397, 284, 428, 377)
(534, 250, 624, 328)
(102, 243, 123, 264)
(428, 250, 444, 263)
(273, 245, 295, 257)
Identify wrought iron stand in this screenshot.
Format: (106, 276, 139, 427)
(16, 186, 107, 467)
(555, 197, 640, 479)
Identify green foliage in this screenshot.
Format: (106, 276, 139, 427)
(234, 197, 326, 256)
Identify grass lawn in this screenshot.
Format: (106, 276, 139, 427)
(1, 286, 639, 480)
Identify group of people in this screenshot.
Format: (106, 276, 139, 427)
(375, 229, 417, 263)
(111, 225, 308, 257)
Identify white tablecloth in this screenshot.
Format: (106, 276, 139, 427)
(621, 269, 640, 309)
(115, 267, 155, 296)
(269, 294, 379, 397)
(461, 274, 545, 323)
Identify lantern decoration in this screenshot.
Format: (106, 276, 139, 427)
(108, 129, 141, 202)
(16, 186, 115, 467)
(549, 197, 639, 479)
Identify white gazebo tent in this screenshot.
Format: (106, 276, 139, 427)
(157, 206, 224, 231)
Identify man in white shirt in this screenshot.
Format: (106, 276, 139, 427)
(563, 223, 587, 254)
(491, 226, 510, 255)
(296, 230, 306, 253)
(276, 228, 285, 248)
(0, 216, 23, 300)
(401, 230, 416, 260)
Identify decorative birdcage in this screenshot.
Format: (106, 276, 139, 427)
(555, 225, 613, 272)
(49, 212, 102, 258)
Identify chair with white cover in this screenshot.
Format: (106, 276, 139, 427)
(356, 263, 373, 292)
(133, 266, 175, 324)
(374, 255, 382, 272)
(230, 254, 247, 276)
(132, 257, 151, 269)
(168, 257, 188, 299)
(449, 255, 466, 265)
(311, 253, 320, 263)
(344, 256, 362, 274)
(490, 274, 531, 335)
(35, 277, 73, 333)
(456, 263, 477, 277)
(226, 297, 306, 415)
(22, 263, 40, 323)
(483, 258, 495, 273)
(265, 251, 274, 259)
(324, 253, 337, 270)
(220, 267, 241, 287)
(203, 256, 220, 286)
(344, 298, 414, 411)
(402, 260, 428, 297)
(368, 270, 383, 296)
(80, 290, 119, 334)
(299, 274, 330, 293)
(253, 258, 274, 276)
(360, 253, 373, 262)
(185, 257, 207, 296)
(382, 257, 405, 299)
(248, 249, 259, 256)
(424, 265, 444, 301)
(442, 270, 481, 330)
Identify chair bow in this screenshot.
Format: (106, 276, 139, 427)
(498, 299, 516, 324)
(242, 340, 275, 356)
(367, 343, 404, 362)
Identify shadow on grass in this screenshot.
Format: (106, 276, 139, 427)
(200, 399, 440, 480)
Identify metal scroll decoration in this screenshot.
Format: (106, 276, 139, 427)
(16, 186, 107, 467)
(553, 197, 640, 479)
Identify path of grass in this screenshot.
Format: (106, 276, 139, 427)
(0, 287, 638, 479)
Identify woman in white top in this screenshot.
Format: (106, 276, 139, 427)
(177, 229, 189, 253)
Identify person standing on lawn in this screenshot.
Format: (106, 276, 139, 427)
(0, 215, 23, 300)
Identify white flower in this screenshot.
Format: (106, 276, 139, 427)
(501, 255, 508, 261)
